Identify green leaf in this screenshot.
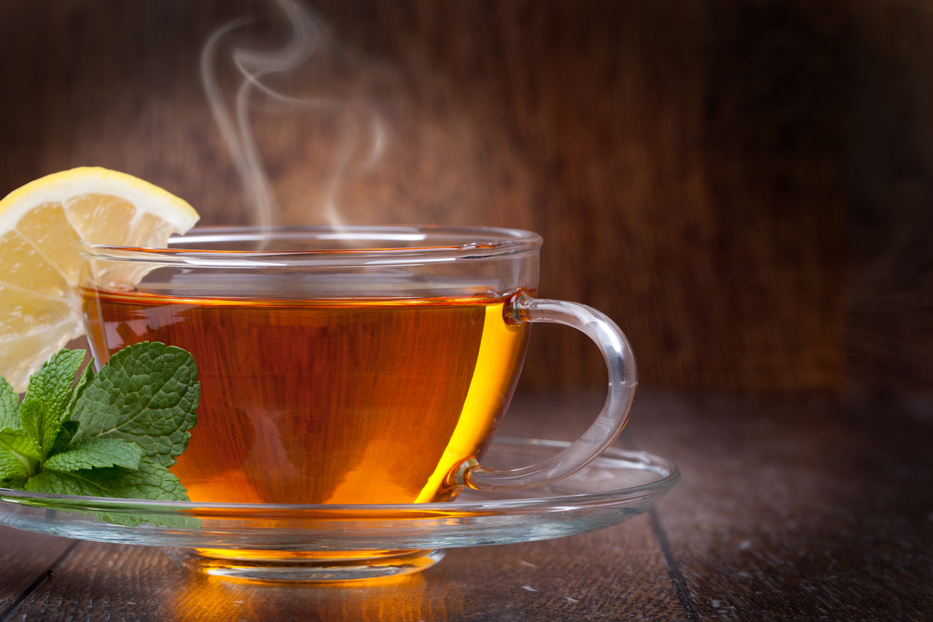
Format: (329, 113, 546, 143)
(42, 438, 144, 473)
(94, 457, 190, 501)
(0, 450, 29, 483)
(22, 469, 108, 497)
(20, 349, 86, 457)
(48, 420, 79, 457)
(23, 459, 196, 527)
(0, 428, 41, 481)
(0, 377, 21, 430)
(67, 364, 94, 414)
(70, 342, 199, 467)
(3, 342, 200, 511)
(0, 428, 42, 461)
(25, 458, 188, 501)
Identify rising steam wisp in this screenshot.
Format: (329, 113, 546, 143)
(201, 0, 386, 232)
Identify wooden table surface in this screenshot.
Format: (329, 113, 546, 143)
(0, 390, 930, 621)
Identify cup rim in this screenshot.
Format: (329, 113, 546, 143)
(79, 225, 543, 266)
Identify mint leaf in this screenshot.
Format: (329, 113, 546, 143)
(22, 469, 111, 498)
(20, 349, 85, 458)
(0, 453, 27, 485)
(70, 342, 199, 467)
(48, 420, 79, 457)
(1, 342, 200, 511)
(68, 363, 94, 413)
(0, 377, 21, 430)
(0, 428, 41, 482)
(24, 458, 195, 528)
(42, 438, 143, 473)
(93, 457, 190, 502)
(0, 428, 41, 461)
(25, 457, 188, 501)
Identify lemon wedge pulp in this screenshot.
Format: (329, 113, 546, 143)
(0, 167, 200, 391)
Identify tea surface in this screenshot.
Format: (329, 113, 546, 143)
(82, 288, 529, 504)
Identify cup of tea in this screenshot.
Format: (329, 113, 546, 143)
(79, 225, 637, 577)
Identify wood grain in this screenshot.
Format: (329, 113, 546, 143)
(3, 390, 684, 620)
(2, 391, 931, 620)
(0, 0, 931, 395)
(631, 391, 933, 620)
(0, 527, 76, 614)
(5, 523, 680, 621)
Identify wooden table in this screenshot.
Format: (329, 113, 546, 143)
(1, 390, 930, 620)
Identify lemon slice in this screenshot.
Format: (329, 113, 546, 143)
(0, 167, 200, 391)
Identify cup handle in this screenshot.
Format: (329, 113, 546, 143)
(451, 295, 638, 492)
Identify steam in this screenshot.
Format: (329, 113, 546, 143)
(201, 0, 385, 229)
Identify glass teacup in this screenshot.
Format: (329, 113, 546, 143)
(80, 225, 637, 580)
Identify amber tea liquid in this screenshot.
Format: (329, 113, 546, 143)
(82, 286, 529, 505)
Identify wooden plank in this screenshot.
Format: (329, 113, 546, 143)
(0, 527, 76, 614)
(9, 521, 682, 621)
(5, 393, 682, 621)
(4, 391, 931, 619)
(633, 391, 933, 620)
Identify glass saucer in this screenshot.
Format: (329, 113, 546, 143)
(0, 438, 678, 582)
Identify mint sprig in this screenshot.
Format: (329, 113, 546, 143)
(0, 342, 199, 502)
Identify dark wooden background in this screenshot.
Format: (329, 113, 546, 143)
(2, 0, 931, 396)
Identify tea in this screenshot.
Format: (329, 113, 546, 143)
(81, 286, 529, 505)
(76, 226, 639, 581)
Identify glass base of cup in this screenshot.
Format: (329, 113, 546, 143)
(185, 548, 447, 583)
